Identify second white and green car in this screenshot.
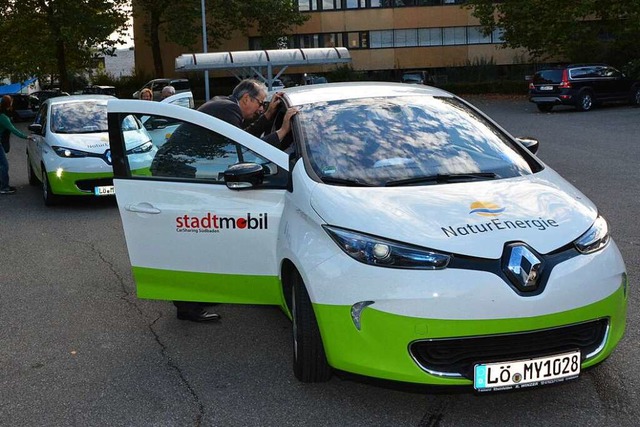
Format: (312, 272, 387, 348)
(26, 95, 156, 206)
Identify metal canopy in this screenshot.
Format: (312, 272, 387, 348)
(175, 47, 351, 90)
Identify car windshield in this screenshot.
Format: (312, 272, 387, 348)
(51, 101, 108, 134)
(299, 95, 536, 187)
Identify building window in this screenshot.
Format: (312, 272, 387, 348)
(467, 26, 491, 44)
(394, 29, 418, 47)
(298, 0, 310, 11)
(345, 31, 368, 48)
(323, 0, 344, 9)
(443, 27, 466, 45)
(370, 30, 394, 48)
(492, 28, 505, 43)
(418, 28, 442, 46)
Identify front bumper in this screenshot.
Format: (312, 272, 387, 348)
(314, 282, 627, 385)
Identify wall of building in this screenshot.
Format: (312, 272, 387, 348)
(133, 3, 530, 80)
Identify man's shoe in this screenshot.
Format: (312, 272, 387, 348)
(177, 308, 221, 322)
(0, 186, 16, 195)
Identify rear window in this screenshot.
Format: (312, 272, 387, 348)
(172, 80, 190, 91)
(533, 70, 563, 84)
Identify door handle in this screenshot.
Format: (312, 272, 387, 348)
(125, 203, 161, 214)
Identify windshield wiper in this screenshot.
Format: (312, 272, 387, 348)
(320, 176, 375, 187)
(385, 172, 497, 187)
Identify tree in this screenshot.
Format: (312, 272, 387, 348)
(134, 0, 308, 77)
(465, 0, 640, 66)
(0, 0, 129, 91)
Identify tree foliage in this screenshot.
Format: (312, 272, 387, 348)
(134, 0, 308, 77)
(465, 0, 640, 66)
(0, 0, 129, 91)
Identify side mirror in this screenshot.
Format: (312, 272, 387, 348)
(28, 123, 42, 134)
(145, 118, 169, 130)
(516, 137, 540, 154)
(224, 162, 265, 190)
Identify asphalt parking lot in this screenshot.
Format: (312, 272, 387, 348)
(1, 97, 639, 426)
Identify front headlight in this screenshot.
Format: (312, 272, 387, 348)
(126, 141, 154, 155)
(574, 215, 610, 254)
(52, 146, 89, 158)
(323, 225, 450, 269)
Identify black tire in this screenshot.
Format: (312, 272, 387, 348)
(42, 166, 59, 206)
(291, 270, 332, 383)
(536, 103, 553, 113)
(26, 154, 39, 186)
(575, 91, 594, 111)
(630, 86, 640, 107)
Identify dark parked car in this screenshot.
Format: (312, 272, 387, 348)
(31, 89, 70, 104)
(8, 93, 39, 122)
(529, 64, 640, 112)
(82, 85, 117, 97)
(401, 70, 435, 86)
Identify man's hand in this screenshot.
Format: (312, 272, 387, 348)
(276, 107, 298, 142)
(264, 92, 284, 120)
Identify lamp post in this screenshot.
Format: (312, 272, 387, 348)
(201, 0, 210, 101)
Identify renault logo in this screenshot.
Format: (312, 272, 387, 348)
(503, 244, 542, 292)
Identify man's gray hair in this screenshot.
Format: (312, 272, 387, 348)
(161, 85, 176, 97)
(232, 79, 267, 101)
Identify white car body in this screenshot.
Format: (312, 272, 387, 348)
(106, 83, 627, 390)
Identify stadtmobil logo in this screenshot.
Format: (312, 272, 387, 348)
(176, 213, 268, 233)
(441, 201, 558, 238)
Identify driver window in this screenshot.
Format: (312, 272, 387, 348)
(121, 114, 287, 188)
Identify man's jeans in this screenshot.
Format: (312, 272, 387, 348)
(0, 147, 10, 190)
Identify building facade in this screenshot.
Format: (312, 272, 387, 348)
(133, 1, 529, 80)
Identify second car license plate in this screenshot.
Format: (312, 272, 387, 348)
(94, 185, 115, 196)
(539, 85, 553, 91)
(474, 350, 580, 392)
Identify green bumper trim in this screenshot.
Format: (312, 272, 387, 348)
(132, 266, 283, 305)
(314, 285, 627, 385)
(47, 167, 149, 195)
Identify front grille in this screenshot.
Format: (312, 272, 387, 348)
(76, 177, 114, 192)
(410, 319, 608, 380)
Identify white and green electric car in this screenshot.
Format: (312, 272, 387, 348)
(107, 83, 627, 392)
(26, 95, 156, 205)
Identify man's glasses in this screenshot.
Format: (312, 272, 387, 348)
(251, 96, 268, 108)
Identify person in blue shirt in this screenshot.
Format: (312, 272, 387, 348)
(0, 95, 29, 195)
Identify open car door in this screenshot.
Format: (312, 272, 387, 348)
(107, 100, 289, 304)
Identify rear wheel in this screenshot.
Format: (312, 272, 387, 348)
(26, 154, 39, 186)
(42, 166, 59, 206)
(575, 91, 594, 111)
(536, 103, 553, 113)
(291, 270, 332, 383)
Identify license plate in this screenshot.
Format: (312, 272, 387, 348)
(539, 85, 553, 91)
(474, 350, 580, 392)
(94, 185, 115, 196)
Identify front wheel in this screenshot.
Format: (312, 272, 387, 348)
(26, 154, 39, 186)
(291, 270, 332, 383)
(575, 91, 594, 111)
(42, 166, 59, 206)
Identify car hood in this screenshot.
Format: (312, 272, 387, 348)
(309, 169, 597, 259)
(52, 132, 111, 153)
(52, 130, 148, 153)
